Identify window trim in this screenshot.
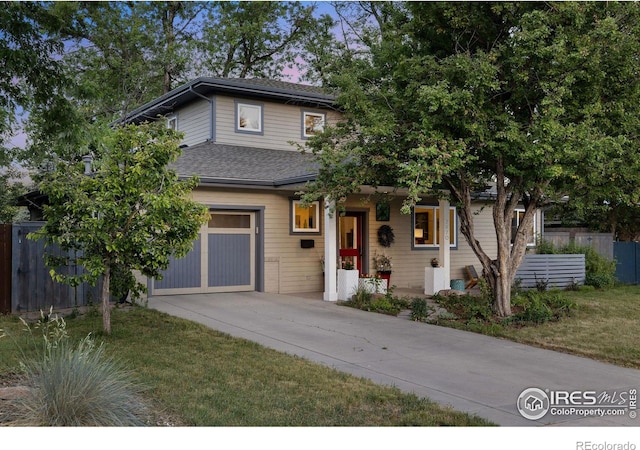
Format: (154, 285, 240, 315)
(411, 205, 457, 250)
(301, 110, 326, 139)
(235, 100, 264, 135)
(166, 114, 178, 130)
(290, 199, 321, 235)
(513, 208, 537, 247)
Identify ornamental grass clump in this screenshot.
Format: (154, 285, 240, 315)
(9, 309, 147, 426)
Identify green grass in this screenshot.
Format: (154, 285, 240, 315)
(434, 285, 640, 370)
(498, 285, 640, 369)
(0, 306, 492, 426)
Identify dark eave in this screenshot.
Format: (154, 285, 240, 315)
(121, 77, 336, 125)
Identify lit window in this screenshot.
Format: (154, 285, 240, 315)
(302, 111, 325, 138)
(292, 200, 320, 233)
(166, 114, 178, 130)
(512, 209, 537, 247)
(236, 101, 263, 133)
(413, 206, 456, 248)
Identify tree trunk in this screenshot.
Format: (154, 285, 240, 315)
(102, 264, 111, 335)
(447, 164, 542, 318)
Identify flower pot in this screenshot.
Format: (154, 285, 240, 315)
(338, 269, 359, 301)
(359, 277, 387, 294)
(377, 270, 392, 289)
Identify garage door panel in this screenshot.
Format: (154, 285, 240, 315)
(154, 237, 202, 290)
(208, 234, 251, 287)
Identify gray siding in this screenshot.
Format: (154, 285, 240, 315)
(178, 98, 211, 146)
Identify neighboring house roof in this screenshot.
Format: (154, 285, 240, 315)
(122, 77, 336, 125)
(172, 141, 319, 188)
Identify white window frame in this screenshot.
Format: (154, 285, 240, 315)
(166, 114, 178, 131)
(302, 110, 326, 139)
(291, 200, 320, 234)
(412, 205, 457, 249)
(236, 101, 263, 134)
(513, 208, 537, 247)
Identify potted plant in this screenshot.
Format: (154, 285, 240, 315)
(372, 252, 392, 288)
(338, 258, 359, 301)
(358, 273, 387, 294)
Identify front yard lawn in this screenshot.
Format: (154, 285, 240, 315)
(0, 306, 493, 426)
(432, 285, 640, 369)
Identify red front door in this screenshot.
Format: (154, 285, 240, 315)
(339, 213, 365, 274)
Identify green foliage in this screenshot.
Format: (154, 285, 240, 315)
(300, 1, 640, 315)
(0, 171, 27, 223)
(434, 289, 576, 328)
(536, 239, 617, 289)
(508, 291, 577, 325)
(2, 308, 146, 425)
(18, 336, 146, 426)
(343, 285, 408, 317)
(31, 122, 209, 333)
(349, 285, 372, 309)
(410, 298, 432, 322)
(197, 2, 320, 79)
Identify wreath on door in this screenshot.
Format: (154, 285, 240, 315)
(377, 225, 395, 247)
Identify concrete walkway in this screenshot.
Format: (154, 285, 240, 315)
(147, 291, 640, 426)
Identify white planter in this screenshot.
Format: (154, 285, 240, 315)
(337, 269, 359, 301)
(358, 278, 387, 295)
(424, 267, 447, 295)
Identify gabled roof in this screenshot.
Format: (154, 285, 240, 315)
(172, 141, 319, 188)
(122, 77, 336, 124)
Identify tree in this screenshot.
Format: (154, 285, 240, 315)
(301, 2, 640, 316)
(0, 2, 71, 220)
(195, 1, 319, 79)
(31, 122, 209, 334)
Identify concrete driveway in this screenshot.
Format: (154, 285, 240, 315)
(147, 291, 639, 426)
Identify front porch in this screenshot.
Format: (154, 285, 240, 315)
(322, 197, 454, 301)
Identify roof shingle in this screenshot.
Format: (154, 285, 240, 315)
(172, 141, 319, 187)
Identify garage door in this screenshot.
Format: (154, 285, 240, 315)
(152, 211, 255, 295)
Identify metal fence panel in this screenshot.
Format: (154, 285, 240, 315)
(515, 254, 586, 289)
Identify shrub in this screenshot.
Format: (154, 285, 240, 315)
(434, 293, 492, 321)
(510, 291, 577, 325)
(362, 297, 399, 316)
(7, 309, 147, 426)
(19, 336, 147, 426)
(350, 286, 373, 309)
(410, 298, 432, 322)
(513, 294, 553, 324)
(536, 239, 617, 289)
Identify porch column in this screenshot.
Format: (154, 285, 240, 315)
(438, 198, 451, 289)
(323, 198, 338, 301)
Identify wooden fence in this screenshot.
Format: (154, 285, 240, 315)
(543, 231, 613, 260)
(0, 224, 11, 314)
(4, 222, 102, 313)
(514, 254, 586, 289)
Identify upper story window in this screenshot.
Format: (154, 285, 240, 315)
(413, 205, 457, 248)
(291, 199, 320, 234)
(166, 114, 178, 131)
(512, 209, 537, 247)
(236, 101, 263, 134)
(302, 110, 325, 139)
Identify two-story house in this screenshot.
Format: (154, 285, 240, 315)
(124, 77, 540, 300)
